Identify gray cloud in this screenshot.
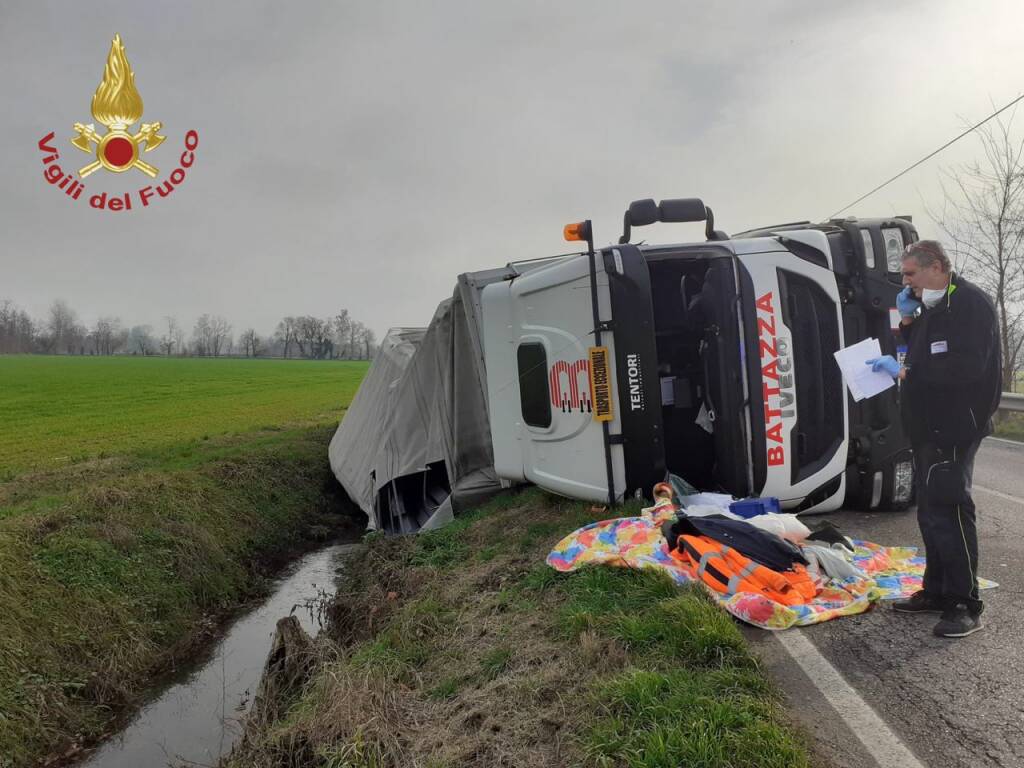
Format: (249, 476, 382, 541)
(2, 0, 1023, 338)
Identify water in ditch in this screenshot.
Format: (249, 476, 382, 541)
(77, 542, 361, 768)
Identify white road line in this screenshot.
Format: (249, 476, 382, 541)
(983, 435, 1024, 448)
(974, 483, 1024, 507)
(775, 630, 926, 768)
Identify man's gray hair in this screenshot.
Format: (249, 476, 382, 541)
(903, 240, 951, 272)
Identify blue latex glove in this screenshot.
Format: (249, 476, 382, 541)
(866, 355, 901, 379)
(896, 286, 922, 318)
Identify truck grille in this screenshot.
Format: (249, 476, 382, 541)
(777, 270, 844, 484)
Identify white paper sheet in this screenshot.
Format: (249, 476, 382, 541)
(832, 337, 895, 402)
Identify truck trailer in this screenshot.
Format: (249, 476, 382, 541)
(329, 198, 916, 533)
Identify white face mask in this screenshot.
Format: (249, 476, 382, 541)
(921, 287, 946, 308)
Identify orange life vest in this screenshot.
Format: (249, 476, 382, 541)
(670, 534, 818, 606)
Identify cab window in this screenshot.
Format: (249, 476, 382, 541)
(517, 343, 552, 428)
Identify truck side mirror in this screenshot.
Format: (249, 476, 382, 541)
(659, 198, 708, 223)
(619, 197, 711, 244)
(619, 199, 657, 244)
(704, 206, 729, 241)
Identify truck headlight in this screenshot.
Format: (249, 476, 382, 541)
(882, 227, 905, 273)
(860, 229, 875, 269)
(893, 459, 914, 504)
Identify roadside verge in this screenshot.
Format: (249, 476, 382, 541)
(0, 423, 359, 768)
(226, 490, 812, 768)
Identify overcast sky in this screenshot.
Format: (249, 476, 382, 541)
(3, 0, 1024, 340)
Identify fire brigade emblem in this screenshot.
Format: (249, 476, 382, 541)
(70, 34, 165, 178)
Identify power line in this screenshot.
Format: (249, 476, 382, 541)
(827, 91, 1024, 220)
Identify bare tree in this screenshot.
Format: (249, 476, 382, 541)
(172, 321, 186, 356)
(47, 299, 77, 354)
(239, 328, 263, 357)
(192, 314, 212, 356)
(160, 316, 180, 356)
(360, 325, 376, 360)
(275, 316, 297, 358)
(70, 323, 88, 355)
(348, 320, 364, 359)
(933, 113, 1024, 391)
(294, 316, 333, 359)
(128, 325, 155, 355)
(92, 317, 124, 355)
(334, 309, 351, 358)
(209, 315, 232, 357)
(0, 300, 36, 353)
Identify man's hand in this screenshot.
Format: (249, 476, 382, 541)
(866, 355, 901, 379)
(897, 286, 922, 318)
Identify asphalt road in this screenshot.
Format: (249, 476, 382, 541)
(745, 437, 1024, 768)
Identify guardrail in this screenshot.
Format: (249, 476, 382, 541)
(1000, 392, 1024, 413)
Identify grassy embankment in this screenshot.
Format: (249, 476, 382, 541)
(226, 489, 810, 768)
(993, 374, 1024, 441)
(993, 412, 1024, 441)
(0, 355, 368, 767)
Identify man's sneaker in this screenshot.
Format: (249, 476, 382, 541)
(891, 591, 944, 614)
(933, 604, 983, 638)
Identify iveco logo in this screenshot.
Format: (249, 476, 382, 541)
(626, 353, 645, 411)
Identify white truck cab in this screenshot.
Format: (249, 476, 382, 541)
(482, 198, 907, 513)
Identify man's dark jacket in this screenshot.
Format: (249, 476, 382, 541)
(900, 273, 1001, 445)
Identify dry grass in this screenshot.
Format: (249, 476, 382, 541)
(225, 491, 809, 768)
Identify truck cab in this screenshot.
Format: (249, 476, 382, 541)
(481, 198, 913, 513)
(736, 216, 918, 510)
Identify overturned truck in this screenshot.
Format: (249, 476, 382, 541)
(330, 198, 916, 533)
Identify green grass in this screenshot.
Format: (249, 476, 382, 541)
(994, 412, 1024, 442)
(226, 492, 809, 768)
(547, 570, 804, 767)
(0, 355, 366, 767)
(0, 355, 368, 474)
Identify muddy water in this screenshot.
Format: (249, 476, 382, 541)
(78, 542, 361, 768)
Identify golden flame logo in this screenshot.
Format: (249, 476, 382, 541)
(91, 34, 144, 129)
(70, 34, 165, 178)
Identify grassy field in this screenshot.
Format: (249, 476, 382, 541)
(0, 355, 368, 477)
(0, 355, 368, 767)
(227, 490, 810, 768)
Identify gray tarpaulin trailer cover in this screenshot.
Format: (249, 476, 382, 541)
(328, 267, 513, 533)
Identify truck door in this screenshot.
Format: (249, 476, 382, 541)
(481, 254, 628, 503)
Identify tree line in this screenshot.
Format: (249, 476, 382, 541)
(0, 300, 377, 360)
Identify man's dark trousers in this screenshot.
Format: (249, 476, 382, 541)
(913, 440, 983, 612)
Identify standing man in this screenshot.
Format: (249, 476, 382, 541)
(867, 240, 1001, 638)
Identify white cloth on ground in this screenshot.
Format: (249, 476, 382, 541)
(679, 504, 744, 520)
(679, 492, 735, 511)
(801, 543, 865, 581)
(741, 513, 811, 544)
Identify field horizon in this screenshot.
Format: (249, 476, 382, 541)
(0, 354, 368, 477)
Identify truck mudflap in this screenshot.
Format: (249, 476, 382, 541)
(601, 245, 666, 497)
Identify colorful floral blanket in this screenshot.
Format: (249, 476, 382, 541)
(546, 510, 997, 630)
